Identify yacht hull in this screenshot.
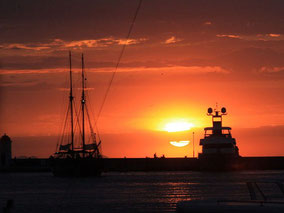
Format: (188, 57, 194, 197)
(51, 158, 103, 177)
(199, 154, 240, 171)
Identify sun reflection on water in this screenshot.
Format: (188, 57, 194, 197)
(170, 140, 190, 147)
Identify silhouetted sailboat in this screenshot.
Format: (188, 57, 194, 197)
(51, 52, 103, 177)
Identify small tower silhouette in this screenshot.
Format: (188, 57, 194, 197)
(0, 134, 12, 168)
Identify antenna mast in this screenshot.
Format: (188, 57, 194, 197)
(69, 51, 74, 154)
(81, 53, 86, 156)
(193, 132, 195, 158)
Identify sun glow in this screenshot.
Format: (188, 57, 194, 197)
(163, 121, 194, 132)
(170, 140, 190, 147)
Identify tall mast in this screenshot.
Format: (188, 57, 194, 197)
(69, 51, 74, 154)
(81, 53, 86, 155)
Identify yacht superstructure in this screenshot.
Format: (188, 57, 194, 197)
(199, 107, 240, 170)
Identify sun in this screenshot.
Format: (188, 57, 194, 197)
(170, 140, 190, 147)
(163, 121, 194, 132)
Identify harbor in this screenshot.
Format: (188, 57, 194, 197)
(2, 103, 283, 173)
(1, 0, 284, 212)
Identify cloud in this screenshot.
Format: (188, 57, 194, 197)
(216, 33, 284, 42)
(259, 66, 284, 73)
(0, 65, 230, 76)
(255, 34, 284, 41)
(4, 44, 50, 51)
(0, 69, 65, 75)
(117, 65, 230, 74)
(164, 36, 182, 44)
(1, 39, 63, 51)
(117, 38, 147, 45)
(268, 33, 281, 37)
(204, 21, 212, 25)
(216, 34, 240, 39)
(65, 38, 147, 48)
(258, 66, 284, 77)
(1, 37, 147, 51)
(2, 45, 284, 81)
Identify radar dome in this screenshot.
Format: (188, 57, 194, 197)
(207, 108, 213, 114)
(221, 107, 226, 114)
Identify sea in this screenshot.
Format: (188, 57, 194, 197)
(1, 171, 284, 212)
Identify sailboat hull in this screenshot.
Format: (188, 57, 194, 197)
(51, 158, 103, 177)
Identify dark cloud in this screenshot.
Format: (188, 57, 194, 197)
(0, 55, 168, 70)
(0, 81, 56, 91)
(0, 55, 68, 70)
(1, 0, 140, 43)
(1, 0, 284, 78)
(2, 0, 284, 43)
(213, 47, 284, 78)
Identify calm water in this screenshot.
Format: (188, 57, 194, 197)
(0, 171, 284, 212)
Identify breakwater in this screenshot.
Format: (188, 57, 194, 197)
(2, 156, 284, 172)
(238, 157, 284, 170)
(103, 157, 200, 172)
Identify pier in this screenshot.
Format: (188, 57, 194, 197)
(3, 157, 284, 173)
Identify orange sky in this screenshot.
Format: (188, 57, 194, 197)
(1, 0, 284, 158)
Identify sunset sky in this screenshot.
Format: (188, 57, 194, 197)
(1, 0, 284, 158)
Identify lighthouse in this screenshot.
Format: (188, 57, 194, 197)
(0, 134, 12, 169)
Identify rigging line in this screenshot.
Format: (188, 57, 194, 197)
(86, 91, 102, 142)
(85, 93, 102, 155)
(85, 103, 97, 143)
(74, 101, 83, 147)
(56, 103, 70, 152)
(83, 57, 102, 142)
(83, 76, 98, 143)
(95, 0, 143, 125)
(57, 92, 71, 149)
(55, 74, 70, 152)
